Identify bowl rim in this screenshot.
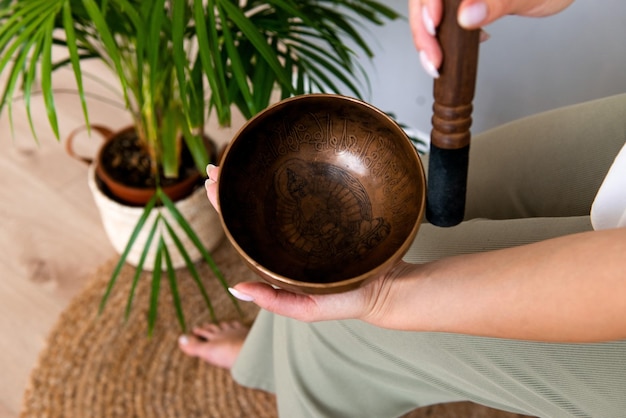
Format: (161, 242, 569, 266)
(217, 93, 426, 293)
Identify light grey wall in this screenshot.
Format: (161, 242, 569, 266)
(347, 0, 626, 140)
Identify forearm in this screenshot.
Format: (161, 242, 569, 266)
(375, 228, 626, 342)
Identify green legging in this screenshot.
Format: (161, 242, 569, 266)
(232, 94, 626, 418)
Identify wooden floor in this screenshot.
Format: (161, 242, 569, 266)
(0, 69, 121, 417)
(0, 55, 246, 417)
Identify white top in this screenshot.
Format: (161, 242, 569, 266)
(591, 143, 626, 230)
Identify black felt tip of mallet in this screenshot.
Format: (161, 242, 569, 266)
(426, 144, 469, 227)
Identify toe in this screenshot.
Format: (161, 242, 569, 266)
(193, 324, 220, 340)
(230, 320, 244, 329)
(178, 334, 203, 357)
(222, 320, 239, 330)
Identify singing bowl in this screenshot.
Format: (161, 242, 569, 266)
(218, 94, 426, 294)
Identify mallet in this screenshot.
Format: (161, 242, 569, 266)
(426, 0, 480, 227)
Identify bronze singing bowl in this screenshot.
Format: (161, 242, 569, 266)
(218, 94, 426, 294)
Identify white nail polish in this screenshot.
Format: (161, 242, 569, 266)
(419, 51, 440, 79)
(179, 335, 189, 345)
(206, 163, 216, 177)
(422, 5, 436, 36)
(458, 2, 488, 28)
(229, 287, 255, 302)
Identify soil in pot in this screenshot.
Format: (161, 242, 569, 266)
(97, 128, 214, 206)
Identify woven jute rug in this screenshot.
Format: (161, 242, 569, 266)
(21, 240, 529, 418)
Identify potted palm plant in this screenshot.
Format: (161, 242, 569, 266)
(0, 0, 399, 334)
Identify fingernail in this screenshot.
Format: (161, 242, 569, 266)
(458, 2, 488, 28)
(206, 163, 217, 177)
(479, 29, 491, 43)
(179, 335, 189, 345)
(422, 5, 436, 36)
(419, 51, 440, 79)
(229, 287, 255, 302)
(204, 179, 215, 191)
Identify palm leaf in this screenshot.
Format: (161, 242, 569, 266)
(180, 113, 210, 173)
(250, 54, 276, 113)
(99, 193, 158, 314)
(80, 0, 131, 107)
(160, 106, 180, 178)
(147, 240, 164, 337)
(145, 0, 167, 147)
(158, 190, 240, 313)
(291, 46, 364, 98)
(1, 41, 34, 138)
(218, 0, 295, 98)
(162, 217, 219, 323)
(0, 0, 51, 53)
(40, 17, 60, 139)
(171, 0, 190, 126)
(216, 2, 257, 117)
(23, 32, 45, 140)
(124, 214, 161, 320)
(0, 2, 51, 117)
(186, 54, 206, 129)
(194, 0, 230, 125)
(63, 0, 90, 132)
(162, 240, 186, 332)
(307, 6, 374, 59)
(345, 0, 400, 21)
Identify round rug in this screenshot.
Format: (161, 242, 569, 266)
(21, 240, 529, 418)
(21, 241, 276, 418)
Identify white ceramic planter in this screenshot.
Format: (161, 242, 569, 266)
(87, 164, 224, 270)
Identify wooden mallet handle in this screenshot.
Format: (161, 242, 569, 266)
(426, 0, 480, 227)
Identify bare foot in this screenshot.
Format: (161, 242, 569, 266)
(178, 320, 249, 370)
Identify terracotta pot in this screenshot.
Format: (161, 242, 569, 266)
(68, 125, 207, 205)
(67, 124, 224, 269)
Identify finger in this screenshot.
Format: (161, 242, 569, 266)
(204, 164, 220, 212)
(458, 0, 574, 29)
(457, 0, 489, 29)
(230, 281, 368, 323)
(230, 282, 323, 321)
(409, 0, 442, 77)
(424, 0, 443, 31)
(205, 178, 219, 212)
(206, 164, 219, 182)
